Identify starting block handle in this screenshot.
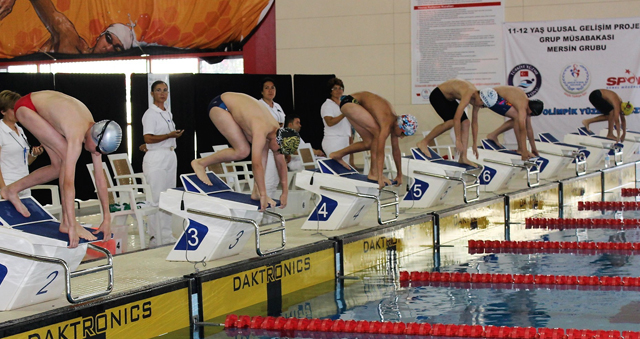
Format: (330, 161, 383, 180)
(319, 186, 399, 225)
(186, 208, 286, 257)
(575, 152, 587, 176)
(613, 144, 623, 166)
(483, 158, 539, 187)
(0, 244, 114, 304)
(413, 168, 481, 204)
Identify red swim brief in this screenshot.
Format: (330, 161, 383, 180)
(13, 93, 36, 123)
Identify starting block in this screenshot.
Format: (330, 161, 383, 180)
(537, 133, 588, 176)
(159, 172, 286, 262)
(468, 139, 541, 191)
(598, 129, 640, 162)
(0, 197, 113, 311)
(564, 127, 623, 168)
(397, 147, 480, 208)
(295, 159, 399, 231)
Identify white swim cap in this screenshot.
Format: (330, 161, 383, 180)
(105, 24, 137, 50)
(479, 88, 498, 108)
(91, 120, 122, 154)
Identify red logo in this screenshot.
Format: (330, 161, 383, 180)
(606, 69, 640, 86)
(520, 71, 529, 77)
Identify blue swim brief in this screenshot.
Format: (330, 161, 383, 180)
(208, 95, 228, 112)
(488, 96, 513, 116)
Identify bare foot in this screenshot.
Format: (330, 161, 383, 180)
(582, 121, 591, 133)
(459, 158, 479, 168)
(329, 152, 350, 169)
(75, 224, 97, 242)
(486, 135, 504, 149)
(416, 139, 432, 158)
(250, 191, 260, 200)
(1, 185, 30, 217)
(368, 174, 392, 186)
(191, 159, 212, 186)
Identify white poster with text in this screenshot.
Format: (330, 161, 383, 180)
(411, 0, 505, 104)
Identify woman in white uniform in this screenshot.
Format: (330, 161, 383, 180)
(0, 91, 44, 197)
(258, 78, 285, 198)
(142, 81, 184, 247)
(321, 78, 352, 163)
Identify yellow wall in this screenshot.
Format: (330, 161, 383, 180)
(275, 0, 640, 154)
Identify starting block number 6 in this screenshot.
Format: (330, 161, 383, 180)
(480, 166, 497, 185)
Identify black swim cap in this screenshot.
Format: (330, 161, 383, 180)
(276, 127, 300, 155)
(529, 99, 544, 116)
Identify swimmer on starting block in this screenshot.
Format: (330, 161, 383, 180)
(1, 90, 122, 248)
(479, 86, 545, 160)
(332, 91, 417, 189)
(583, 89, 633, 142)
(190, 92, 300, 211)
(418, 79, 484, 167)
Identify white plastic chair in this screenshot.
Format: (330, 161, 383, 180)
(296, 143, 318, 170)
(31, 185, 62, 218)
(107, 153, 150, 202)
(86, 162, 157, 249)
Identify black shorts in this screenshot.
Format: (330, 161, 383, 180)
(589, 90, 613, 115)
(339, 95, 359, 108)
(429, 87, 468, 122)
(208, 95, 228, 112)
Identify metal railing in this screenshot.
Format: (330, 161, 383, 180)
(187, 208, 286, 256)
(413, 169, 480, 203)
(537, 149, 587, 176)
(319, 186, 399, 225)
(483, 158, 540, 187)
(0, 244, 114, 304)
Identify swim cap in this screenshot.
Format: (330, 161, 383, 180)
(91, 120, 123, 154)
(397, 114, 418, 136)
(529, 99, 544, 116)
(621, 101, 634, 116)
(479, 88, 498, 108)
(276, 127, 300, 155)
(105, 23, 137, 50)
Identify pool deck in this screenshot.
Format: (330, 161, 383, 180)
(0, 162, 638, 338)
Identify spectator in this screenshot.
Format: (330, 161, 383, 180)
(258, 77, 285, 198)
(285, 115, 324, 171)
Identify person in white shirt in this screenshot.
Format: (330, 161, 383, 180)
(321, 78, 352, 164)
(258, 78, 285, 198)
(141, 81, 183, 246)
(0, 90, 44, 198)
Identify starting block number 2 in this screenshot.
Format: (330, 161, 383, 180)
(36, 271, 59, 295)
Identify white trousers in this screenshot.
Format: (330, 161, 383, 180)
(322, 136, 350, 163)
(143, 149, 177, 243)
(263, 149, 279, 198)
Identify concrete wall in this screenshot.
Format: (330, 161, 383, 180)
(275, 0, 640, 155)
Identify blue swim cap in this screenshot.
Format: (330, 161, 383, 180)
(397, 114, 418, 136)
(91, 120, 122, 154)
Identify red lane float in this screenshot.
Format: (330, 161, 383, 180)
(223, 314, 639, 339)
(621, 188, 640, 197)
(577, 201, 640, 211)
(524, 217, 639, 229)
(468, 239, 640, 254)
(399, 270, 640, 288)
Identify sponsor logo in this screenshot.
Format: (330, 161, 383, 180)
(421, 88, 430, 100)
(508, 64, 542, 97)
(560, 63, 590, 96)
(606, 69, 640, 88)
(363, 236, 399, 253)
(232, 257, 311, 291)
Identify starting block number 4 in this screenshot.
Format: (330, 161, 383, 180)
(309, 196, 338, 221)
(480, 166, 497, 185)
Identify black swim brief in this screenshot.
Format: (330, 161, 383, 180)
(589, 90, 613, 115)
(208, 95, 228, 112)
(429, 87, 468, 122)
(339, 95, 359, 108)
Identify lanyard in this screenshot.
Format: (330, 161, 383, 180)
(157, 110, 175, 132)
(8, 131, 30, 165)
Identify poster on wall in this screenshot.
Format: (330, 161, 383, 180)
(411, 0, 505, 105)
(0, 0, 273, 61)
(504, 17, 640, 143)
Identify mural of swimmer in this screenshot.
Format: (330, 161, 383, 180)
(479, 86, 545, 160)
(0, 0, 272, 58)
(583, 89, 633, 142)
(333, 92, 418, 189)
